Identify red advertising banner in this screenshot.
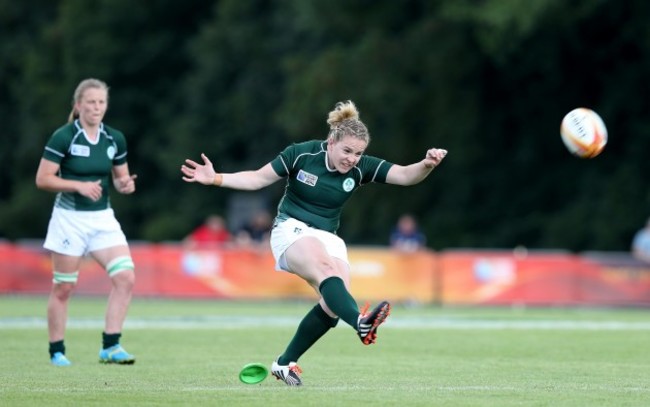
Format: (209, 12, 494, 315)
(348, 248, 438, 303)
(2, 241, 649, 305)
(439, 250, 650, 306)
(0, 242, 437, 302)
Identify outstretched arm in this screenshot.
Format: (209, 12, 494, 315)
(385, 148, 447, 186)
(181, 153, 282, 191)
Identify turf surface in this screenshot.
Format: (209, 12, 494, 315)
(1, 296, 649, 406)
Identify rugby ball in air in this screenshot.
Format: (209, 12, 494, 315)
(560, 108, 607, 158)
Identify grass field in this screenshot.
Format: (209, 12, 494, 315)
(2, 295, 650, 406)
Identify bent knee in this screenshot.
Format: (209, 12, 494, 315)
(312, 256, 341, 278)
(111, 269, 135, 289)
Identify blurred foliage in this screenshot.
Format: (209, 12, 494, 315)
(1, 0, 648, 251)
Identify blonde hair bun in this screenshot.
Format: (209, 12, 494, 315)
(326, 100, 370, 143)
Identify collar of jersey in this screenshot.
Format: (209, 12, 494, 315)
(74, 120, 107, 145)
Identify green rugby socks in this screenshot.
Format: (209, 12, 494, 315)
(278, 303, 338, 364)
(318, 276, 360, 328)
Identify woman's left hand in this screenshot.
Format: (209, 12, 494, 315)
(423, 148, 448, 169)
(114, 174, 138, 194)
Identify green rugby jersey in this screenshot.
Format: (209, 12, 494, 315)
(42, 120, 128, 211)
(270, 140, 394, 233)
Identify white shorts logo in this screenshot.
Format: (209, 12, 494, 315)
(297, 170, 318, 186)
(70, 144, 90, 157)
(342, 178, 355, 192)
(106, 146, 116, 160)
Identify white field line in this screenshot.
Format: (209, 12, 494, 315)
(2, 316, 650, 330)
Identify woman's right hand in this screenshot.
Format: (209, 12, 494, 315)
(181, 153, 217, 185)
(77, 180, 103, 201)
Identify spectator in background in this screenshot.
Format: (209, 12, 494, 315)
(632, 217, 650, 264)
(184, 214, 231, 249)
(235, 210, 272, 250)
(390, 213, 426, 252)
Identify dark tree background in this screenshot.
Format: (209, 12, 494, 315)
(1, 0, 648, 251)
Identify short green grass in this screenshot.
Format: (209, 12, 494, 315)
(2, 296, 649, 406)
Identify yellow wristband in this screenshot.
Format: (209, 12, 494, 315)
(213, 173, 223, 186)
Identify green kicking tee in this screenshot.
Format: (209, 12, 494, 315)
(41, 120, 128, 211)
(270, 140, 394, 233)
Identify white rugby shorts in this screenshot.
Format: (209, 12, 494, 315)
(43, 207, 128, 256)
(270, 217, 348, 272)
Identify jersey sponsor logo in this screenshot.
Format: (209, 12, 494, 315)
(107, 146, 116, 159)
(297, 170, 318, 187)
(70, 144, 90, 157)
(342, 178, 355, 192)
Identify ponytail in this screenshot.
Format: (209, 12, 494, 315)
(67, 108, 79, 123)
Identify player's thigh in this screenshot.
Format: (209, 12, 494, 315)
(284, 235, 327, 262)
(89, 245, 131, 269)
(51, 252, 83, 273)
(284, 237, 334, 279)
(285, 237, 351, 287)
